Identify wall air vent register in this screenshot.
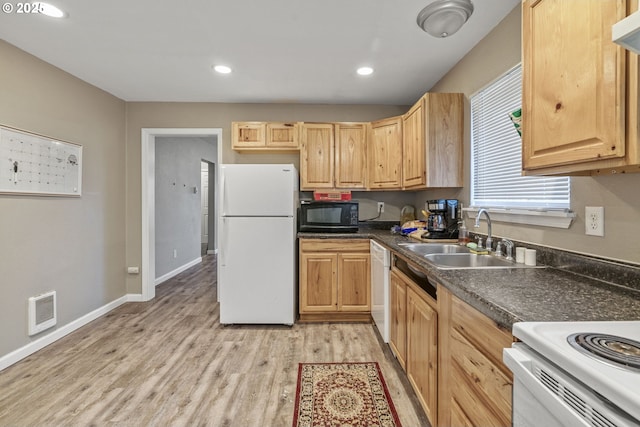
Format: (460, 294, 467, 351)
(28, 291, 57, 336)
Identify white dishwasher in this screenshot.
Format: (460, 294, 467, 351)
(370, 240, 390, 342)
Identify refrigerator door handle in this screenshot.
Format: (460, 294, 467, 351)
(220, 169, 226, 217)
(220, 217, 226, 266)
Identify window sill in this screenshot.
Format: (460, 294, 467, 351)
(463, 207, 576, 229)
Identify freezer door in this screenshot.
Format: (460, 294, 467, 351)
(219, 216, 296, 324)
(221, 164, 298, 216)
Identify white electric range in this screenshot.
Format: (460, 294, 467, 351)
(504, 321, 640, 427)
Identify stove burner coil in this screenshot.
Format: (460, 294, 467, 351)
(568, 333, 640, 370)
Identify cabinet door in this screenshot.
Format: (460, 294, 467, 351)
(299, 252, 337, 312)
(402, 100, 425, 188)
(389, 270, 407, 370)
(337, 252, 370, 311)
(425, 93, 464, 187)
(403, 93, 464, 189)
(300, 123, 335, 190)
(522, 0, 626, 170)
(406, 286, 438, 426)
(232, 122, 266, 148)
(266, 122, 299, 148)
(335, 123, 367, 189)
(369, 117, 402, 189)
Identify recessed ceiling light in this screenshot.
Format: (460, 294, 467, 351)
(213, 65, 232, 74)
(357, 67, 374, 76)
(39, 2, 65, 18)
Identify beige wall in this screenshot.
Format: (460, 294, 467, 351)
(419, 5, 640, 265)
(0, 41, 127, 355)
(124, 102, 410, 294)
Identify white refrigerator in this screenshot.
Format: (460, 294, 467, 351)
(218, 164, 298, 325)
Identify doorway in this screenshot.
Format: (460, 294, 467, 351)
(141, 128, 222, 301)
(201, 160, 215, 256)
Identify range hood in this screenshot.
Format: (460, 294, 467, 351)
(613, 10, 640, 54)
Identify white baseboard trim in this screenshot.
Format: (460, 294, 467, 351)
(206, 249, 217, 255)
(126, 293, 144, 302)
(0, 293, 143, 372)
(155, 257, 202, 286)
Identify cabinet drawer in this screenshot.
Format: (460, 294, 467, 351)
(450, 367, 509, 427)
(450, 397, 475, 427)
(299, 239, 370, 252)
(450, 327, 512, 425)
(451, 296, 512, 366)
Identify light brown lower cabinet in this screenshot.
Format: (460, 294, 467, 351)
(389, 269, 407, 370)
(299, 239, 370, 322)
(438, 285, 514, 427)
(406, 284, 438, 426)
(389, 265, 438, 426)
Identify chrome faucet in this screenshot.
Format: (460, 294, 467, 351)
(474, 209, 493, 251)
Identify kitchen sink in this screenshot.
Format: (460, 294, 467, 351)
(423, 253, 541, 270)
(397, 243, 471, 255)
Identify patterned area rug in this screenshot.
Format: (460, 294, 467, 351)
(292, 362, 402, 427)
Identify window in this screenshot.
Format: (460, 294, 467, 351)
(470, 65, 570, 210)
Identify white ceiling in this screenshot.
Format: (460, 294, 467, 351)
(0, 0, 518, 105)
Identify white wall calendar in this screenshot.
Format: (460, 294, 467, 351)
(0, 125, 82, 196)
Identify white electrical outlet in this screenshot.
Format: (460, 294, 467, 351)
(585, 206, 604, 237)
(377, 202, 384, 213)
(173, 249, 178, 258)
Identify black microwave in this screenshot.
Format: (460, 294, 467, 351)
(299, 201, 359, 233)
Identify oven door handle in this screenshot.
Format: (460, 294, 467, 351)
(503, 346, 594, 427)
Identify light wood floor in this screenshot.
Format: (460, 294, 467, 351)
(0, 255, 429, 427)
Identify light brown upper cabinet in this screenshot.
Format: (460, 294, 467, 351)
(335, 123, 367, 189)
(300, 122, 368, 190)
(522, 0, 640, 175)
(232, 122, 265, 149)
(300, 123, 335, 189)
(402, 93, 464, 189)
(266, 122, 299, 148)
(369, 116, 403, 189)
(232, 121, 299, 151)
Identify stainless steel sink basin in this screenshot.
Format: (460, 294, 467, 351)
(423, 253, 540, 269)
(397, 243, 470, 256)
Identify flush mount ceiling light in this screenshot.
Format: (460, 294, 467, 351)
(357, 67, 374, 76)
(39, 2, 65, 18)
(417, 0, 474, 38)
(213, 65, 232, 74)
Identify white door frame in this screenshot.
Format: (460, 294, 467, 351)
(141, 128, 222, 301)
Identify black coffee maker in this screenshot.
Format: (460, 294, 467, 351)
(425, 199, 459, 239)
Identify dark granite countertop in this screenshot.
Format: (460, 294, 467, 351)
(298, 228, 640, 329)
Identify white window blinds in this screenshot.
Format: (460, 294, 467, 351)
(470, 65, 570, 209)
